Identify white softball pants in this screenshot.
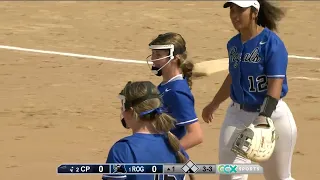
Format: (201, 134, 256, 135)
(218, 100, 297, 180)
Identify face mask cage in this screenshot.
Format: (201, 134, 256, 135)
(118, 81, 133, 113)
(118, 94, 128, 127)
(146, 44, 175, 74)
(118, 81, 159, 112)
(118, 94, 127, 113)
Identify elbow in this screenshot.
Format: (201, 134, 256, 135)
(197, 131, 204, 145)
(181, 131, 203, 150)
(184, 122, 204, 148)
(193, 130, 204, 145)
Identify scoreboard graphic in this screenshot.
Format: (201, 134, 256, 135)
(57, 160, 264, 175)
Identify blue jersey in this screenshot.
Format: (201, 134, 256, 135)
(227, 28, 288, 105)
(157, 74, 198, 139)
(103, 133, 187, 180)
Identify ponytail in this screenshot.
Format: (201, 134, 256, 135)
(256, 0, 285, 32)
(180, 60, 194, 90)
(167, 132, 195, 180)
(174, 49, 194, 90)
(154, 113, 196, 180)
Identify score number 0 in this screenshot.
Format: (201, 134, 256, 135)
(99, 165, 104, 172)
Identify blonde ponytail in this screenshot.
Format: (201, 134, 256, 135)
(152, 113, 175, 132)
(154, 114, 196, 180)
(180, 60, 194, 90)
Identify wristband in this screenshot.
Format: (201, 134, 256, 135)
(259, 95, 279, 118)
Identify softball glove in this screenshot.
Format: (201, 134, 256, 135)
(231, 117, 277, 163)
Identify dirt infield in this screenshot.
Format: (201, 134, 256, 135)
(0, 2, 320, 180)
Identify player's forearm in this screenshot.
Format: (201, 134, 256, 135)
(211, 73, 232, 105)
(179, 131, 203, 150)
(266, 78, 283, 99)
(257, 78, 284, 119)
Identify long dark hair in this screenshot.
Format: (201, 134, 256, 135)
(253, 0, 285, 31)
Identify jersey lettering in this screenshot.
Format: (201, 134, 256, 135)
(229, 46, 241, 68)
(227, 28, 288, 104)
(248, 75, 268, 92)
(243, 47, 261, 63)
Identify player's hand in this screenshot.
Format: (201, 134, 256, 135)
(202, 102, 219, 123)
(253, 115, 270, 128)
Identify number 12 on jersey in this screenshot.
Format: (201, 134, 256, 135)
(248, 75, 267, 92)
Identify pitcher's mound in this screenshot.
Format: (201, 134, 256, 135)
(193, 58, 229, 77)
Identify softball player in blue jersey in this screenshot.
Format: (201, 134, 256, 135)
(202, 1, 297, 180)
(147, 32, 203, 150)
(103, 81, 194, 180)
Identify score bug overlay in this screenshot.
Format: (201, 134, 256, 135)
(57, 164, 163, 174)
(216, 164, 263, 174)
(57, 164, 110, 174)
(57, 162, 263, 175)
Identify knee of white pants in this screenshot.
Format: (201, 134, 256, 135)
(280, 178, 295, 180)
(219, 109, 253, 165)
(219, 142, 251, 180)
(219, 146, 251, 164)
(219, 174, 249, 180)
(260, 101, 297, 180)
(262, 174, 295, 180)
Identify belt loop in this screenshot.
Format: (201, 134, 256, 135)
(231, 102, 239, 110)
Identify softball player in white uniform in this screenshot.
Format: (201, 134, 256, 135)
(202, 0, 297, 180)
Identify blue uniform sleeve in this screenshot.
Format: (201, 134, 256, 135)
(265, 37, 288, 78)
(180, 147, 189, 160)
(164, 90, 198, 126)
(102, 141, 133, 180)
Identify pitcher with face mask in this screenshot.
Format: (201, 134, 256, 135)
(145, 32, 203, 151)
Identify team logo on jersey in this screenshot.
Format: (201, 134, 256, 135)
(229, 46, 241, 68)
(243, 47, 261, 63)
(159, 88, 171, 99)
